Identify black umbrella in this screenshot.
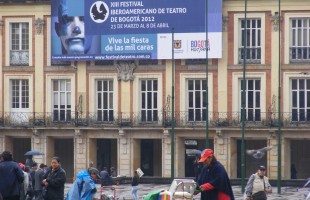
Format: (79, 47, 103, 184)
(24, 150, 44, 156)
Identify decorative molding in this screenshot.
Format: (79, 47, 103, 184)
(270, 13, 282, 32)
(118, 129, 125, 136)
(32, 129, 39, 136)
(163, 129, 170, 137)
(34, 18, 44, 35)
(115, 61, 137, 81)
(34, 138, 40, 144)
(216, 128, 222, 137)
(222, 16, 228, 32)
(75, 129, 81, 137)
(269, 130, 275, 139)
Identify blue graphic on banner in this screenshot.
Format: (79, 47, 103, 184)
(51, 0, 222, 61)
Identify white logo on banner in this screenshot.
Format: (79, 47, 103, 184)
(90, 1, 109, 23)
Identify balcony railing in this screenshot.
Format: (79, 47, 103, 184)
(290, 47, 310, 63)
(10, 50, 29, 66)
(1, 111, 310, 129)
(238, 47, 261, 64)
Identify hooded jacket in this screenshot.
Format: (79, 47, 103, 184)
(66, 170, 97, 200)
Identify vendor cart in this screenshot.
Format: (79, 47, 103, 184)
(144, 179, 197, 200)
(100, 186, 116, 200)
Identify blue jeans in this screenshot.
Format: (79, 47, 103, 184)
(131, 186, 138, 200)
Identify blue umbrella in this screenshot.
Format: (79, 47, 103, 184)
(24, 150, 44, 156)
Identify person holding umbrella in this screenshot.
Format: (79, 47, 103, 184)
(24, 150, 44, 169)
(25, 155, 34, 168)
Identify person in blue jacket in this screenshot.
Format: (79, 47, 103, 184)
(66, 167, 101, 200)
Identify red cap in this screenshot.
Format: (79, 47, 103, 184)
(18, 163, 25, 171)
(198, 149, 213, 163)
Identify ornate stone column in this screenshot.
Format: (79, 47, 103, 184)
(162, 129, 171, 177)
(268, 130, 278, 179)
(74, 129, 87, 174)
(214, 129, 229, 171)
(115, 60, 137, 119)
(32, 129, 44, 164)
(118, 129, 131, 176)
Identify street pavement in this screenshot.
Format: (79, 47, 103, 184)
(65, 183, 309, 200)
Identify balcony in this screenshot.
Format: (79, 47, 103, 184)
(10, 50, 29, 66)
(0, 111, 309, 129)
(290, 47, 310, 63)
(238, 47, 261, 64)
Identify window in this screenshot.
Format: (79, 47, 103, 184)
(95, 60, 114, 66)
(138, 59, 158, 65)
(141, 79, 158, 122)
(52, 80, 71, 122)
(11, 79, 29, 109)
(96, 80, 114, 121)
(51, 60, 71, 66)
(291, 79, 310, 121)
(185, 59, 207, 65)
(188, 79, 206, 121)
(240, 79, 261, 121)
(290, 18, 310, 62)
(239, 19, 261, 64)
(10, 23, 29, 66)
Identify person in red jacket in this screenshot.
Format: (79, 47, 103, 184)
(196, 149, 235, 200)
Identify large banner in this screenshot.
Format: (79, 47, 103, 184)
(51, 0, 222, 61)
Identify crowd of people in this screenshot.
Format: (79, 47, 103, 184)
(0, 150, 122, 200)
(0, 151, 55, 200)
(0, 148, 275, 200)
(192, 148, 274, 200)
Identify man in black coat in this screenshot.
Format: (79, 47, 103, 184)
(0, 151, 24, 200)
(42, 157, 66, 200)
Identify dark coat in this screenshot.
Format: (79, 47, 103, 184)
(0, 160, 24, 198)
(198, 161, 235, 200)
(34, 168, 44, 191)
(131, 175, 139, 186)
(194, 160, 204, 181)
(100, 170, 112, 186)
(30, 169, 36, 190)
(43, 167, 66, 200)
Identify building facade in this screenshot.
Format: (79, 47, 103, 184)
(0, 0, 310, 180)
